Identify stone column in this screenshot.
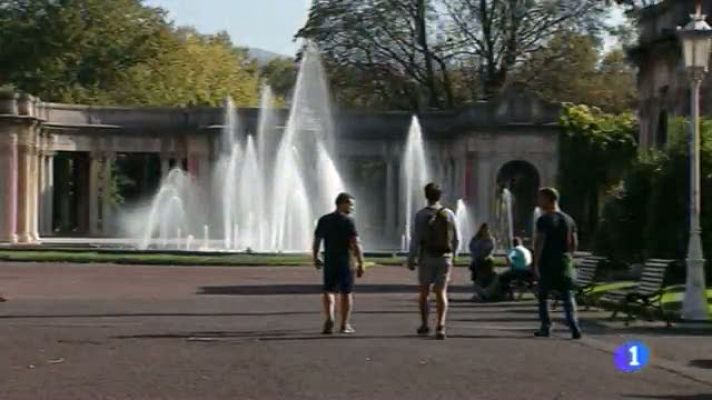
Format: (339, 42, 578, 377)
(39, 151, 52, 236)
(44, 153, 55, 235)
(476, 158, 493, 226)
(100, 152, 115, 235)
(88, 153, 102, 236)
(0, 133, 18, 243)
(37, 152, 45, 233)
(15, 134, 35, 243)
(56, 156, 71, 232)
(385, 150, 396, 240)
(187, 156, 199, 177)
(30, 146, 40, 241)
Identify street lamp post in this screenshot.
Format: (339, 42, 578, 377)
(678, 1, 712, 321)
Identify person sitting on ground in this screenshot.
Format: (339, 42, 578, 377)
(468, 223, 498, 301)
(499, 237, 534, 300)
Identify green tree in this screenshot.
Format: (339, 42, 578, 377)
(514, 32, 636, 113)
(114, 30, 260, 107)
(558, 104, 638, 246)
(0, 0, 170, 103)
(596, 117, 712, 265)
(0, 0, 261, 106)
(443, 0, 607, 98)
(298, 0, 457, 110)
(260, 57, 297, 103)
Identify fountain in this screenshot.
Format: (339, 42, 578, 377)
(401, 116, 431, 251)
(454, 199, 475, 254)
(134, 41, 346, 252)
(495, 187, 515, 251)
(139, 169, 193, 250)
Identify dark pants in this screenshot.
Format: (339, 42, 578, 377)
(537, 286, 581, 334)
(500, 269, 534, 292)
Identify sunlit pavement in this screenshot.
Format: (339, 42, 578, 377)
(0, 262, 710, 400)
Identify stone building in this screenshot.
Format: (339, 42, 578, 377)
(631, 0, 712, 149)
(0, 88, 560, 248)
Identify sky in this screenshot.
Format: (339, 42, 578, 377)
(145, 0, 625, 56)
(144, 0, 312, 56)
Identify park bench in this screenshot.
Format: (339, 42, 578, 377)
(550, 255, 605, 309)
(572, 255, 606, 309)
(599, 259, 673, 327)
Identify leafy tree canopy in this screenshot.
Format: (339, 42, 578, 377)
(0, 0, 260, 106)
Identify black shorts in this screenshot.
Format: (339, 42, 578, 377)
(323, 265, 354, 294)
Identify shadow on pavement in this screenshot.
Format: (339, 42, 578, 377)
(0, 310, 418, 319)
(690, 359, 712, 370)
(450, 317, 540, 323)
(198, 284, 473, 295)
(580, 320, 712, 337)
(113, 331, 532, 342)
(623, 394, 712, 400)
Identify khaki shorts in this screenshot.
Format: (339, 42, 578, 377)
(418, 254, 453, 290)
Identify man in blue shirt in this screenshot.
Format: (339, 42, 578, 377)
(313, 193, 365, 335)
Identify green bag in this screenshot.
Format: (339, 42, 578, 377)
(561, 254, 577, 289)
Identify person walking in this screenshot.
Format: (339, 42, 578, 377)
(500, 237, 534, 300)
(313, 192, 365, 335)
(533, 187, 582, 339)
(407, 183, 459, 340)
(468, 223, 496, 301)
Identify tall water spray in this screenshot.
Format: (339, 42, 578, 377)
(269, 41, 345, 251)
(139, 169, 193, 250)
(499, 188, 514, 250)
(132, 44, 357, 252)
(401, 116, 431, 249)
(455, 199, 475, 254)
(257, 84, 275, 182)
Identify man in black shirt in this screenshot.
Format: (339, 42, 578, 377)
(313, 193, 365, 334)
(533, 187, 582, 339)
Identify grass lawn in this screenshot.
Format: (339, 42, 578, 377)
(661, 287, 712, 315)
(0, 249, 482, 268)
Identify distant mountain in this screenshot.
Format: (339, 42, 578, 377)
(247, 48, 292, 65)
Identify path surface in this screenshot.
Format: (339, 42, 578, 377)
(0, 262, 710, 400)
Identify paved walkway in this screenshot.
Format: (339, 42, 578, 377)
(0, 262, 710, 400)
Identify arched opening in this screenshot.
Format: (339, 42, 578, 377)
(495, 160, 540, 245)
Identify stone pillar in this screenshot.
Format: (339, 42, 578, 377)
(385, 152, 396, 240)
(37, 151, 47, 236)
(29, 146, 40, 241)
(56, 156, 72, 232)
(0, 133, 18, 243)
(44, 153, 55, 235)
(476, 158, 493, 226)
(465, 155, 474, 201)
(88, 153, 102, 236)
(16, 134, 35, 243)
(100, 152, 115, 235)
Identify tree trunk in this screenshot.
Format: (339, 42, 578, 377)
(416, 0, 439, 109)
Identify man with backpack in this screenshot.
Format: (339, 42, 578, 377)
(407, 183, 459, 340)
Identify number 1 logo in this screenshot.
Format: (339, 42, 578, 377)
(615, 341, 650, 373)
